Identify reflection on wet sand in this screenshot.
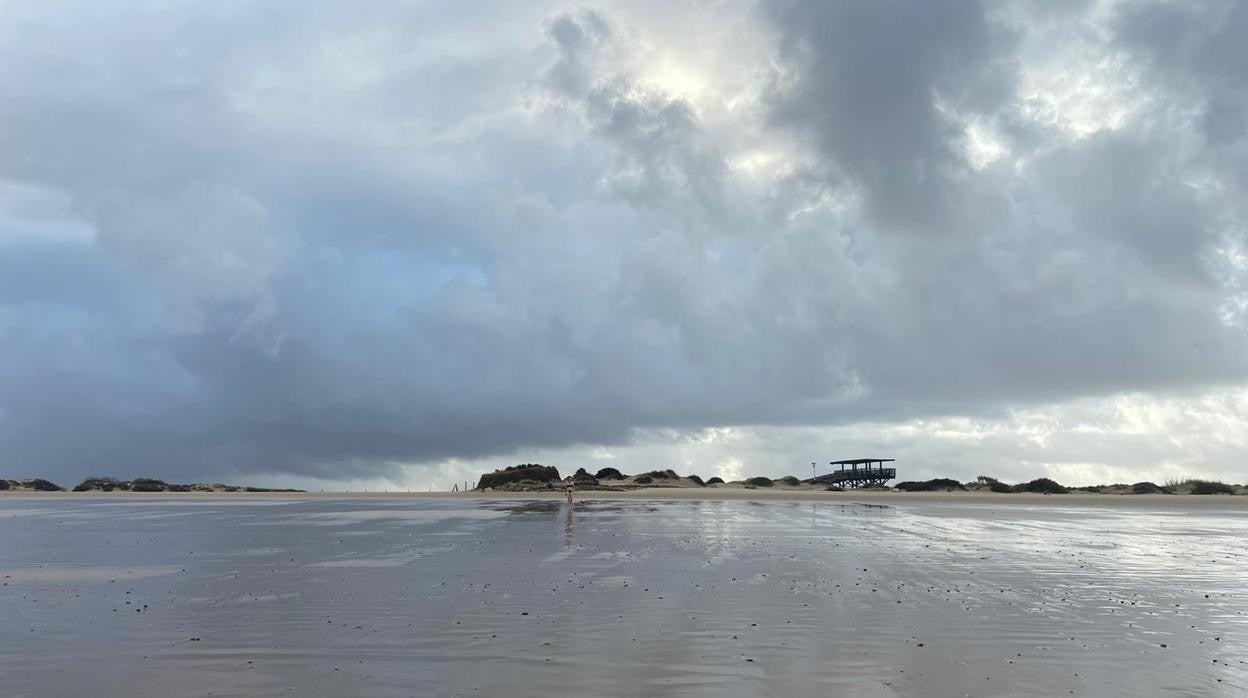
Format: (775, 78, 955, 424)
(1, 498, 1245, 697)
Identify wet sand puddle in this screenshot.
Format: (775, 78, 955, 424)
(1, 498, 1245, 696)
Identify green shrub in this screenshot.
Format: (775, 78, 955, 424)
(634, 475, 654, 484)
(28, 478, 63, 492)
(1189, 480, 1233, 495)
(895, 478, 965, 492)
(705, 477, 724, 485)
(687, 474, 705, 486)
(1018, 478, 1068, 494)
(594, 467, 625, 480)
(130, 478, 169, 492)
(1131, 481, 1168, 494)
(989, 482, 1013, 493)
(745, 476, 774, 487)
(777, 476, 801, 486)
(640, 470, 678, 480)
(73, 477, 123, 492)
(572, 468, 598, 485)
(477, 464, 561, 489)
(976, 475, 1000, 485)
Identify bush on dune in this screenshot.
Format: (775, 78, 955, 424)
(27, 478, 64, 491)
(1017, 478, 1069, 494)
(894, 478, 965, 492)
(989, 482, 1013, 493)
(73, 477, 124, 492)
(477, 464, 561, 490)
(687, 474, 705, 486)
(1131, 481, 1168, 494)
(705, 477, 724, 485)
(0, 479, 10, 490)
(777, 476, 801, 486)
(594, 467, 625, 480)
(633, 475, 653, 484)
(130, 478, 169, 492)
(745, 476, 774, 487)
(1188, 480, 1234, 495)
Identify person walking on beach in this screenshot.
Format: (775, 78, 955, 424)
(564, 475, 575, 505)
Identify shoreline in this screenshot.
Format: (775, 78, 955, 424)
(4, 488, 1248, 509)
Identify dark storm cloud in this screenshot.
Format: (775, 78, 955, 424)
(0, 1, 1245, 484)
(762, 0, 1016, 232)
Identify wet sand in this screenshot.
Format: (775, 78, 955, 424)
(2, 497, 1246, 696)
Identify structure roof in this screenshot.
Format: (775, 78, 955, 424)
(828, 458, 895, 465)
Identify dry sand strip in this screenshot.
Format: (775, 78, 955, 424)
(4, 487, 1248, 509)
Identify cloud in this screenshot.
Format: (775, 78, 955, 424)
(0, 0, 1245, 486)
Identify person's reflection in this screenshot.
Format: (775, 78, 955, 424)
(564, 502, 575, 548)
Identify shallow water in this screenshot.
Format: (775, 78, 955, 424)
(2, 498, 1245, 697)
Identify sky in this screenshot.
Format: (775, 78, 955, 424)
(2, 0, 1247, 490)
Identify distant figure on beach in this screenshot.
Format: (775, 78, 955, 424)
(564, 475, 574, 504)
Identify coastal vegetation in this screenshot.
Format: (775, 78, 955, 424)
(3, 467, 1243, 497)
(66, 477, 301, 493)
(1182, 479, 1234, 495)
(1016, 477, 1069, 494)
(0, 478, 64, 491)
(477, 464, 561, 490)
(895, 478, 965, 491)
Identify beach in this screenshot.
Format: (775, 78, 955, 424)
(6, 486, 1248, 509)
(2, 495, 1245, 696)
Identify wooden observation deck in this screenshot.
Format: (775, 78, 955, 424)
(812, 459, 896, 488)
